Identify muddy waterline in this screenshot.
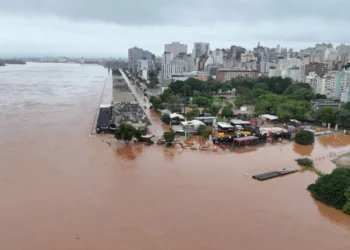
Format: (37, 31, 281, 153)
(0, 63, 350, 250)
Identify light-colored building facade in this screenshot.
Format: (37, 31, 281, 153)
(163, 59, 188, 79)
(128, 47, 153, 73)
(316, 73, 336, 99)
(216, 69, 258, 81)
(306, 72, 337, 99)
(171, 71, 209, 82)
(165, 42, 187, 56)
(335, 69, 350, 100)
(277, 58, 301, 71)
(260, 61, 276, 74)
(281, 67, 302, 82)
(341, 87, 350, 103)
(137, 60, 149, 80)
(193, 42, 210, 58)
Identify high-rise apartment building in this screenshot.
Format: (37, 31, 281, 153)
(193, 42, 210, 58)
(216, 69, 258, 81)
(128, 47, 153, 73)
(305, 62, 328, 77)
(335, 69, 350, 100)
(164, 42, 187, 57)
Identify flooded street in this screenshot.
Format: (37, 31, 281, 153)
(1, 63, 350, 250)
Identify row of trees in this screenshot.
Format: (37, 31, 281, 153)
(150, 76, 350, 126)
(168, 76, 295, 97)
(313, 103, 350, 127)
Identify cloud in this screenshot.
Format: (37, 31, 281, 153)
(1, 0, 349, 26)
(0, 0, 349, 57)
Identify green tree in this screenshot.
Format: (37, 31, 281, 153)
(343, 187, 350, 215)
(254, 93, 282, 115)
(253, 82, 269, 91)
(148, 71, 159, 88)
(226, 102, 233, 109)
(314, 107, 336, 124)
(207, 104, 220, 116)
(284, 83, 315, 101)
(316, 93, 327, 99)
(163, 130, 176, 146)
(134, 129, 142, 140)
(308, 168, 350, 211)
(295, 158, 314, 168)
(185, 108, 201, 120)
(196, 125, 212, 138)
(149, 96, 162, 110)
(336, 108, 350, 127)
(192, 96, 211, 107)
(161, 114, 171, 124)
(295, 130, 315, 145)
(234, 95, 245, 108)
(277, 100, 310, 121)
(115, 123, 138, 144)
(342, 102, 350, 110)
(222, 107, 234, 117)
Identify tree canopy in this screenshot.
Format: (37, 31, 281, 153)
(295, 130, 315, 145)
(163, 130, 176, 146)
(115, 123, 141, 144)
(314, 106, 350, 127)
(307, 167, 350, 214)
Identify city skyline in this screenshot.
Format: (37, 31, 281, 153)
(0, 0, 350, 57)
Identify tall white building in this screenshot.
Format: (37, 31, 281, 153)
(306, 72, 336, 99)
(305, 72, 318, 92)
(281, 67, 302, 82)
(211, 49, 224, 65)
(260, 62, 275, 74)
(341, 87, 350, 102)
(276, 44, 281, 53)
(193, 42, 210, 58)
(335, 69, 350, 100)
(162, 56, 188, 79)
(165, 42, 187, 57)
(277, 58, 301, 71)
(316, 73, 336, 99)
(137, 60, 150, 80)
(268, 67, 280, 77)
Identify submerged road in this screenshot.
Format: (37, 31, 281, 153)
(120, 69, 166, 136)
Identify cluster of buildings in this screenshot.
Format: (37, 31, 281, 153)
(128, 42, 350, 102)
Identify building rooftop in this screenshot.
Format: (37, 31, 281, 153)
(217, 122, 233, 128)
(114, 102, 150, 127)
(231, 119, 251, 125)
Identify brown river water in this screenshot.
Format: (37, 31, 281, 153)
(1, 63, 350, 250)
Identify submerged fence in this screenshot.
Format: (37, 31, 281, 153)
(310, 148, 350, 162)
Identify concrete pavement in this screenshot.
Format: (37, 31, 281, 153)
(120, 69, 165, 136)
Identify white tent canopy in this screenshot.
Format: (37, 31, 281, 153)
(261, 114, 278, 121)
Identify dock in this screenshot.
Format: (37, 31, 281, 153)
(252, 170, 299, 181)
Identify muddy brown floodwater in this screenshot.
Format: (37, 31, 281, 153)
(1, 63, 350, 250)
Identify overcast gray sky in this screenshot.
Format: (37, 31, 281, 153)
(0, 0, 349, 57)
